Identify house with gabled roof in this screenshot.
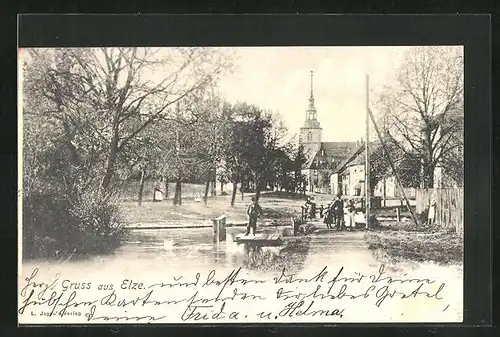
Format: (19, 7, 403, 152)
(331, 140, 417, 201)
(330, 141, 378, 197)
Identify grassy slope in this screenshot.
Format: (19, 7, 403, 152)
(122, 191, 312, 225)
(365, 222, 463, 265)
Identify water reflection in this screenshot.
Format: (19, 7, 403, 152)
(117, 227, 284, 271)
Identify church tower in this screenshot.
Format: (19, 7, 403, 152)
(299, 71, 322, 153)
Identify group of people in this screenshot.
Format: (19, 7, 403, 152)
(244, 193, 358, 237)
(305, 193, 357, 231)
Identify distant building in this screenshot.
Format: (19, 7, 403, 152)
(299, 71, 358, 193)
(331, 141, 373, 197)
(332, 141, 417, 200)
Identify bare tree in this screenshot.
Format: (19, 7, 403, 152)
(376, 46, 464, 188)
(24, 47, 233, 192)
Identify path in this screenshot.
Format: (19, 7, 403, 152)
(301, 228, 381, 273)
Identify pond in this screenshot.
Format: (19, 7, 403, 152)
(119, 227, 283, 270)
(21, 227, 291, 280)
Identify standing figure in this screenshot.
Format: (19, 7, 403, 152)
(304, 196, 312, 219)
(346, 199, 356, 230)
(331, 193, 345, 230)
(309, 197, 317, 219)
(428, 197, 436, 225)
(324, 198, 335, 229)
(246, 196, 263, 236)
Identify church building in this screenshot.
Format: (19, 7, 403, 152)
(299, 71, 358, 193)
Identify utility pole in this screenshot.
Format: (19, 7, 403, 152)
(174, 101, 182, 206)
(367, 107, 419, 226)
(365, 74, 371, 230)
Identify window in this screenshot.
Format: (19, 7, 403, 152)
(307, 132, 313, 141)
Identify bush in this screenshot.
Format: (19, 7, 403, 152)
(243, 238, 310, 273)
(22, 128, 128, 260)
(23, 187, 127, 260)
(263, 207, 296, 219)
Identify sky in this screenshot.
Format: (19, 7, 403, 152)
(19, 46, 424, 142)
(216, 46, 412, 142)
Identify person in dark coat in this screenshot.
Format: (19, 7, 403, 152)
(309, 197, 317, 219)
(246, 196, 263, 236)
(331, 193, 345, 230)
(304, 196, 312, 219)
(324, 198, 335, 229)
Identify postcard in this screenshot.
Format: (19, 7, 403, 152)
(18, 45, 464, 324)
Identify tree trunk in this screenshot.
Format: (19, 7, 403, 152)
(204, 179, 210, 205)
(383, 177, 386, 207)
(173, 178, 182, 206)
(138, 169, 146, 206)
(231, 181, 238, 207)
(220, 181, 224, 194)
(164, 177, 169, 200)
(211, 180, 216, 196)
(101, 135, 119, 191)
(102, 152, 117, 191)
(255, 180, 262, 203)
(421, 160, 435, 188)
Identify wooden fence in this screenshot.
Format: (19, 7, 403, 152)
(415, 188, 464, 233)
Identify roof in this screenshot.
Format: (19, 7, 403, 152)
(302, 141, 358, 170)
(321, 142, 358, 159)
(303, 149, 319, 169)
(353, 182, 363, 189)
(334, 141, 383, 173)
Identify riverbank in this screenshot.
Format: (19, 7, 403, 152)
(364, 222, 463, 266)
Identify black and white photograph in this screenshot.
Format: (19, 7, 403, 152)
(18, 45, 465, 324)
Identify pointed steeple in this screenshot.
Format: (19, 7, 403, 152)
(309, 71, 315, 109)
(310, 71, 314, 100)
(300, 70, 322, 149)
(306, 71, 317, 121)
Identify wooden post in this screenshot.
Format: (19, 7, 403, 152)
(164, 177, 169, 200)
(213, 215, 227, 243)
(383, 177, 387, 207)
(138, 169, 145, 206)
(396, 207, 401, 222)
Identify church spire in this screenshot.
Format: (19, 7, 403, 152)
(306, 70, 317, 120)
(309, 71, 314, 102)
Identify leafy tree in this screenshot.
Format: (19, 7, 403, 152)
(291, 143, 308, 194)
(223, 104, 255, 206)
